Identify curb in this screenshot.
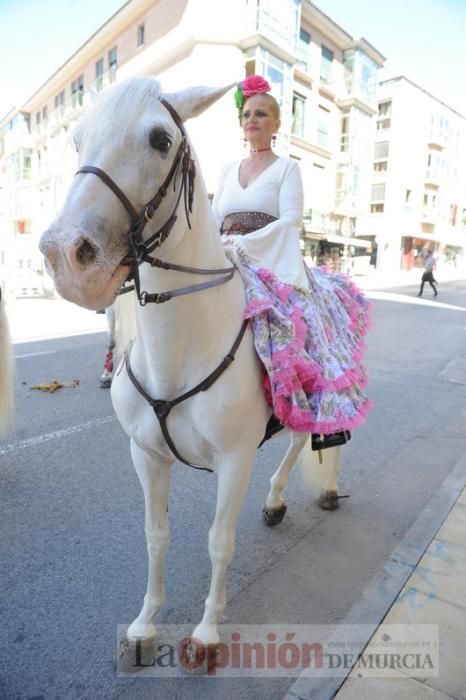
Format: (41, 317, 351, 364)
(284, 451, 466, 700)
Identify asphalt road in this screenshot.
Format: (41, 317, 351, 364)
(2, 280, 466, 700)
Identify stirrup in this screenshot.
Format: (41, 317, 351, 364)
(311, 430, 351, 451)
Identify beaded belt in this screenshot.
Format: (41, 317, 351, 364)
(221, 211, 277, 235)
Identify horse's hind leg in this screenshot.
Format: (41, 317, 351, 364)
(126, 440, 171, 643)
(263, 432, 309, 526)
(318, 445, 342, 511)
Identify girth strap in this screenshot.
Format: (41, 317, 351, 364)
(124, 320, 249, 470)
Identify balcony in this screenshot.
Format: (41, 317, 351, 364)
(422, 207, 440, 224)
(427, 129, 447, 150)
(424, 169, 442, 187)
(303, 209, 333, 236)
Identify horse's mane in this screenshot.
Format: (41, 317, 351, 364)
(76, 77, 163, 148)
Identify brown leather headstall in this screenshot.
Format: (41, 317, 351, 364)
(75, 98, 200, 303)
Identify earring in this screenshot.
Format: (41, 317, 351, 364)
(272, 134, 277, 147)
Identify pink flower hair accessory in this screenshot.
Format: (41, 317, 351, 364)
(242, 75, 271, 96)
(234, 74, 271, 121)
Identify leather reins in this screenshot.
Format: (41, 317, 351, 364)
(75, 98, 246, 471)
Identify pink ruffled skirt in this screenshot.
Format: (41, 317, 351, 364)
(240, 262, 373, 434)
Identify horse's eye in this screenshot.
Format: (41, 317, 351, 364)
(149, 130, 172, 153)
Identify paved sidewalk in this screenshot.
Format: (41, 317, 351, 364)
(286, 453, 466, 700)
(333, 486, 466, 699)
(7, 296, 107, 344)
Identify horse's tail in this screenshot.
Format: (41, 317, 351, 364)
(298, 436, 340, 499)
(0, 290, 15, 436)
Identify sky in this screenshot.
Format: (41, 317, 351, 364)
(314, 0, 466, 115)
(1, 0, 466, 119)
(0, 0, 124, 119)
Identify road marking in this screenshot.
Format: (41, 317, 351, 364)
(0, 415, 117, 455)
(366, 290, 466, 311)
(15, 350, 57, 359)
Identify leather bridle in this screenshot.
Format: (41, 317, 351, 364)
(75, 98, 246, 471)
(75, 98, 236, 306)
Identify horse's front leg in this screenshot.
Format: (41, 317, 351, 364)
(127, 439, 172, 643)
(192, 448, 256, 646)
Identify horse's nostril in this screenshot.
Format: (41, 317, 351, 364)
(76, 239, 98, 266)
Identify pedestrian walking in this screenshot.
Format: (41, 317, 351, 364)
(417, 250, 438, 297)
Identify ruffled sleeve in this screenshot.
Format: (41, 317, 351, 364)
(231, 160, 307, 287)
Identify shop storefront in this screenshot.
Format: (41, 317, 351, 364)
(302, 231, 372, 274)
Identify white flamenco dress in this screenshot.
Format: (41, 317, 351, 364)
(212, 157, 372, 434)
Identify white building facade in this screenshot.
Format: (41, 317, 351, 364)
(0, 0, 385, 296)
(369, 76, 466, 274)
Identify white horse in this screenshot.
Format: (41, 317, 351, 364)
(0, 290, 14, 437)
(39, 78, 343, 648)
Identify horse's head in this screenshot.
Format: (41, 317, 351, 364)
(39, 77, 231, 309)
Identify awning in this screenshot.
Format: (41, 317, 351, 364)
(403, 232, 465, 248)
(304, 231, 372, 248)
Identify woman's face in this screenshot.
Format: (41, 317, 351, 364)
(242, 94, 280, 146)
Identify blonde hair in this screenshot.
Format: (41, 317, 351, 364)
(242, 93, 281, 120)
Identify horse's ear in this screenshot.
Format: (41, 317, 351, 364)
(161, 84, 235, 122)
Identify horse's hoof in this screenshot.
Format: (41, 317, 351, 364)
(178, 636, 221, 676)
(319, 491, 340, 510)
(262, 503, 287, 526)
(118, 633, 157, 671)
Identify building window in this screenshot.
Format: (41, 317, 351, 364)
(320, 45, 333, 84)
(71, 75, 84, 108)
(42, 105, 48, 122)
(35, 111, 41, 127)
(137, 23, 145, 46)
(371, 203, 384, 213)
(340, 115, 349, 152)
(371, 183, 385, 201)
(12, 149, 32, 180)
(54, 90, 65, 115)
(374, 141, 389, 160)
(253, 0, 300, 53)
(108, 47, 118, 83)
(373, 161, 387, 172)
(450, 204, 457, 226)
(296, 27, 311, 70)
(377, 118, 390, 130)
(316, 105, 330, 148)
(292, 92, 306, 137)
(248, 46, 289, 108)
(379, 101, 391, 117)
(95, 58, 104, 91)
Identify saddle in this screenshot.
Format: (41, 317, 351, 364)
(258, 415, 351, 450)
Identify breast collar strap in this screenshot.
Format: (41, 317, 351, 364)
(124, 320, 249, 471)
